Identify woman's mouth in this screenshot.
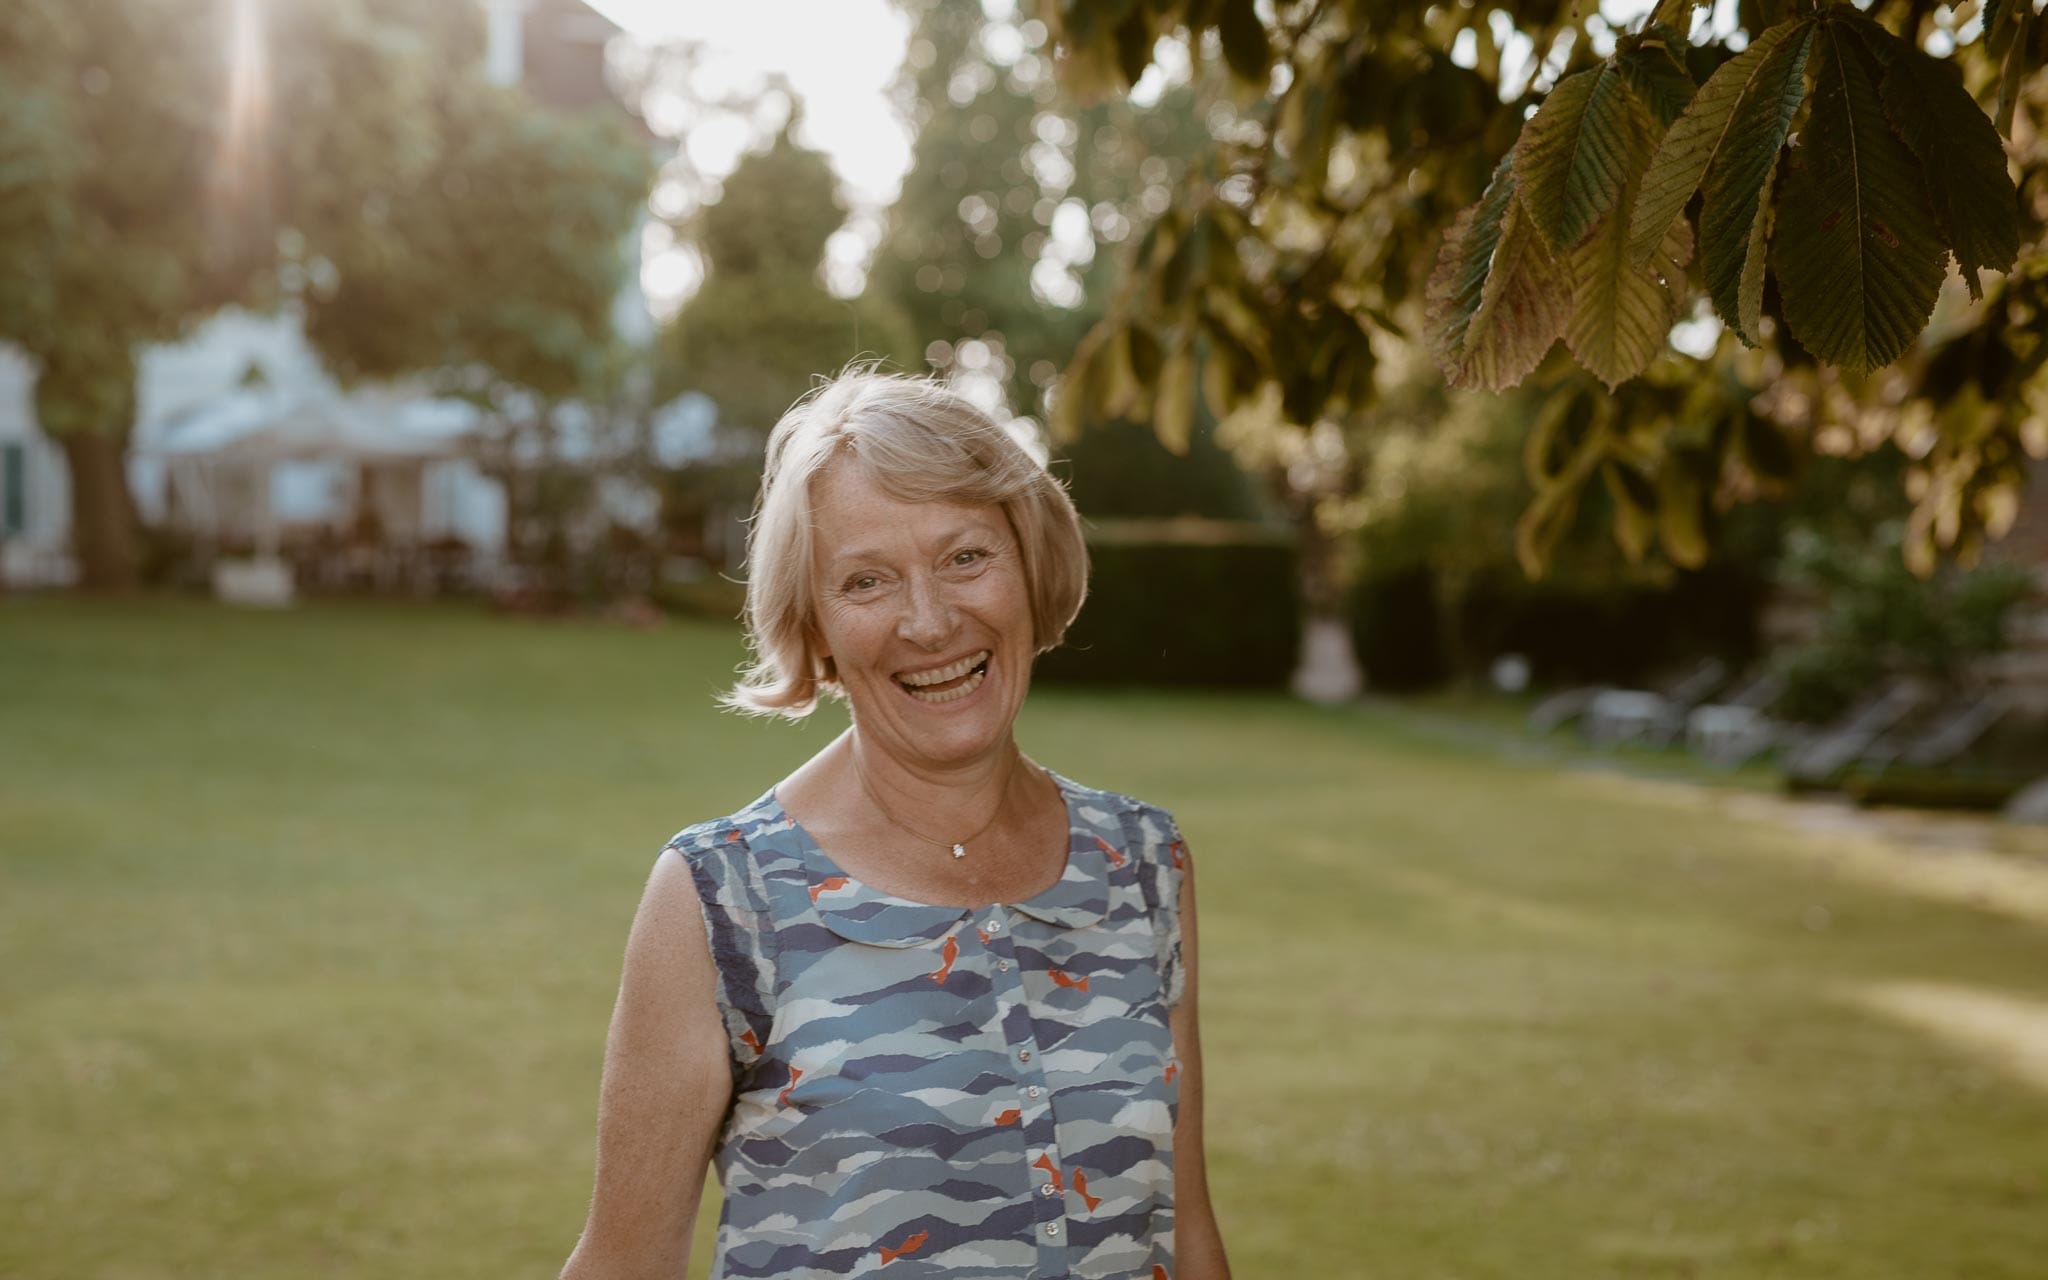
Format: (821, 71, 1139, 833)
(896, 650, 991, 703)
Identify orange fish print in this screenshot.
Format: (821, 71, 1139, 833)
(807, 875, 849, 903)
(1164, 1061, 1179, 1084)
(1072, 1168, 1102, 1212)
(929, 934, 959, 984)
(777, 1067, 804, 1106)
(976, 927, 990, 945)
(1169, 840, 1188, 869)
(725, 829, 743, 843)
(1091, 835, 1128, 868)
(1049, 967, 1091, 993)
(994, 1108, 1021, 1126)
(739, 1028, 763, 1054)
(1031, 1152, 1064, 1192)
(878, 1230, 928, 1264)
(1153, 1266, 1171, 1280)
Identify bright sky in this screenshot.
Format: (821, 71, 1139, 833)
(586, 0, 914, 200)
(584, 0, 921, 312)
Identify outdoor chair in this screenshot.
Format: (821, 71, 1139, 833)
(1685, 671, 1786, 768)
(1781, 681, 1932, 789)
(1582, 658, 1730, 749)
(1527, 685, 1607, 735)
(1860, 688, 2013, 771)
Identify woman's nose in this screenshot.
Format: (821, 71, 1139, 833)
(897, 573, 957, 648)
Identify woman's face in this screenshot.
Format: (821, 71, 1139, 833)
(809, 460, 1034, 772)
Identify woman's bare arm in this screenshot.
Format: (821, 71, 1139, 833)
(1169, 852, 1233, 1279)
(562, 850, 736, 1280)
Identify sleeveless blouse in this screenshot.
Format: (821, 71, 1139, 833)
(666, 772, 1189, 1279)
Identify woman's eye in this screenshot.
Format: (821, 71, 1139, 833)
(952, 548, 984, 566)
(846, 574, 879, 592)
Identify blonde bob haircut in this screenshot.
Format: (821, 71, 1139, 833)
(722, 368, 1089, 719)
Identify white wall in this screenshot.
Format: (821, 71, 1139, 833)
(425, 460, 509, 553)
(0, 345, 75, 583)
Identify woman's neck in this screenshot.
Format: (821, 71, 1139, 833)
(843, 727, 1024, 842)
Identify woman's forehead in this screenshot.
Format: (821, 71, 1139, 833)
(812, 464, 1000, 529)
(810, 467, 1009, 565)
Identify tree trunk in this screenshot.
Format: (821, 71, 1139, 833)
(34, 344, 142, 593)
(58, 429, 139, 591)
(1288, 492, 1364, 703)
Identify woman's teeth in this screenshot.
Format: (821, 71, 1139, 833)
(898, 650, 991, 702)
(906, 667, 984, 702)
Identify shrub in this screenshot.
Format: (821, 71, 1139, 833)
(1772, 641, 1884, 725)
(1770, 524, 2034, 723)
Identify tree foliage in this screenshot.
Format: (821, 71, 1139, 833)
(661, 119, 913, 435)
(296, 81, 650, 398)
(865, 0, 1260, 520)
(870, 0, 1216, 420)
(1039, 0, 2048, 575)
(870, 0, 1088, 418)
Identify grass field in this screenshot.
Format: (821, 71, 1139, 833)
(5, 598, 2048, 1279)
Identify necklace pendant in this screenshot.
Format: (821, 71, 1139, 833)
(951, 842, 967, 859)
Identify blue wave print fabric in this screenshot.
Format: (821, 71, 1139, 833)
(667, 771, 1189, 1279)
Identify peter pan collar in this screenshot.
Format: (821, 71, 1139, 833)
(779, 772, 1115, 948)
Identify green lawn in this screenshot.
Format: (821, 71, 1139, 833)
(4, 598, 2047, 1279)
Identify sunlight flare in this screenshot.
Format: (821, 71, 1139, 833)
(209, 0, 272, 228)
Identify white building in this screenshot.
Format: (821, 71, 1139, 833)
(0, 0, 654, 590)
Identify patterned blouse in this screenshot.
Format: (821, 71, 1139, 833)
(668, 772, 1189, 1279)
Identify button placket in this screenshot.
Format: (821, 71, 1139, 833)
(981, 907, 1067, 1263)
(981, 907, 1042, 1087)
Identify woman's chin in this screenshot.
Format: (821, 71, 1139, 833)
(862, 660, 1022, 762)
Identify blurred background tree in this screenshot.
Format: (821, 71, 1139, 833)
(872, 0, 1263, 521)
(659, 113, 915, 436)
(0, 0, 650, 591)
(647, 112, 919, 596)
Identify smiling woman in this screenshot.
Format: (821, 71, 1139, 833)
(561, 369, 1233, 1279)
(723, 372, 1085, 725)
(815, 469, 1023, 753)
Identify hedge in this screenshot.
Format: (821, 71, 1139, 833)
(1348, 567, 1449, 691)
(1350, 564, 1766, 689)
(1037, 518, 1299, 688)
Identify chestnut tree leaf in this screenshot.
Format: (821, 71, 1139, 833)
(1629, 19, 1814, 267)
(1772, 20, 1947, 371)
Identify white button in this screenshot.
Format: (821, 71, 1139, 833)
(1040, 1183, 1057, 1197)
(1027, 1085, 1042, 1098)
(998, 960, 1011, 972)
(1018, 1049, 1032, 1062)
(986, 919, 1001, 932)
(1045, 1223, 1060, 1237)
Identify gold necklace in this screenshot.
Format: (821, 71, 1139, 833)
(850, 743, 1016, 860)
